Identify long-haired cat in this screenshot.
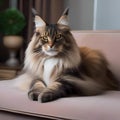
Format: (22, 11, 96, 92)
(24, 8, 119, 103)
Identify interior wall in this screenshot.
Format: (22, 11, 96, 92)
(65, 0, 120, 30)
(9, 0, 17, 8)
(95, 0, 120, 30)
(64, 0, 94, 30)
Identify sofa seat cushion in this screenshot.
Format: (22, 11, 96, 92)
(0, 81, 120, 120)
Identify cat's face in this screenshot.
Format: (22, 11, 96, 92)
(34, 24, 70, 56)
(32, 8, 73, 57)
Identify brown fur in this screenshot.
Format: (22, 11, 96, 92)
(80, 47, 119, 90)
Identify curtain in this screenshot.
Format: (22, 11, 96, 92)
(18, 0, 64, 44)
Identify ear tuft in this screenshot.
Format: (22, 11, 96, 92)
(32, 8, 38, 16)
(62, 7, 69, 16)
(57, 8, 69, 26)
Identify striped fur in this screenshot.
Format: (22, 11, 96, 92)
(24, 9, 119, 103)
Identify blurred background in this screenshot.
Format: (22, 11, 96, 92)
(0, 0, 65, 66)
(0, 0, 120, 67)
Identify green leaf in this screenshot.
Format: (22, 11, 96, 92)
(0, 8, 26, 35)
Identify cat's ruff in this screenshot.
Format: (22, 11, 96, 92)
(43, 58, 60, 86)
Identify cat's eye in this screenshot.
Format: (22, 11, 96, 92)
(41, 36, 48, 43)
(55, 34, 62, 41)
(43, 36, 48, 40)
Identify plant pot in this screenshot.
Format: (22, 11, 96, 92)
(3, 36, 23, 67)
(3, 36, 23, 49)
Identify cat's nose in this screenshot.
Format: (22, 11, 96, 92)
(49, 43, 54, 48)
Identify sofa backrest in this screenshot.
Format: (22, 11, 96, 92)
(72, 31, 120, 81)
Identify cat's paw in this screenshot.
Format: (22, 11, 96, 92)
(38, 90, 59, 103)
(28, 90, 41, 101)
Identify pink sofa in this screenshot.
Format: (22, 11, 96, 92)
(0, 31, 120, 120)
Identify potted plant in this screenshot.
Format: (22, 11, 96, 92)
(0, 8, 26, 66)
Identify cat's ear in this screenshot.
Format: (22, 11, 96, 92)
(32, 8, 46, 28)
(57, 8, 69, 26)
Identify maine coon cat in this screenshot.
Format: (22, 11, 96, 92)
(24, 8, 119, 103)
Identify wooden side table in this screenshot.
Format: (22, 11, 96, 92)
(0, 64, 23, 80)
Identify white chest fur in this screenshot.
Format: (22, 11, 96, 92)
(43, 58, 59, 86)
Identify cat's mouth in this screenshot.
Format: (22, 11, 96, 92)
(43, 49, 58, 56)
